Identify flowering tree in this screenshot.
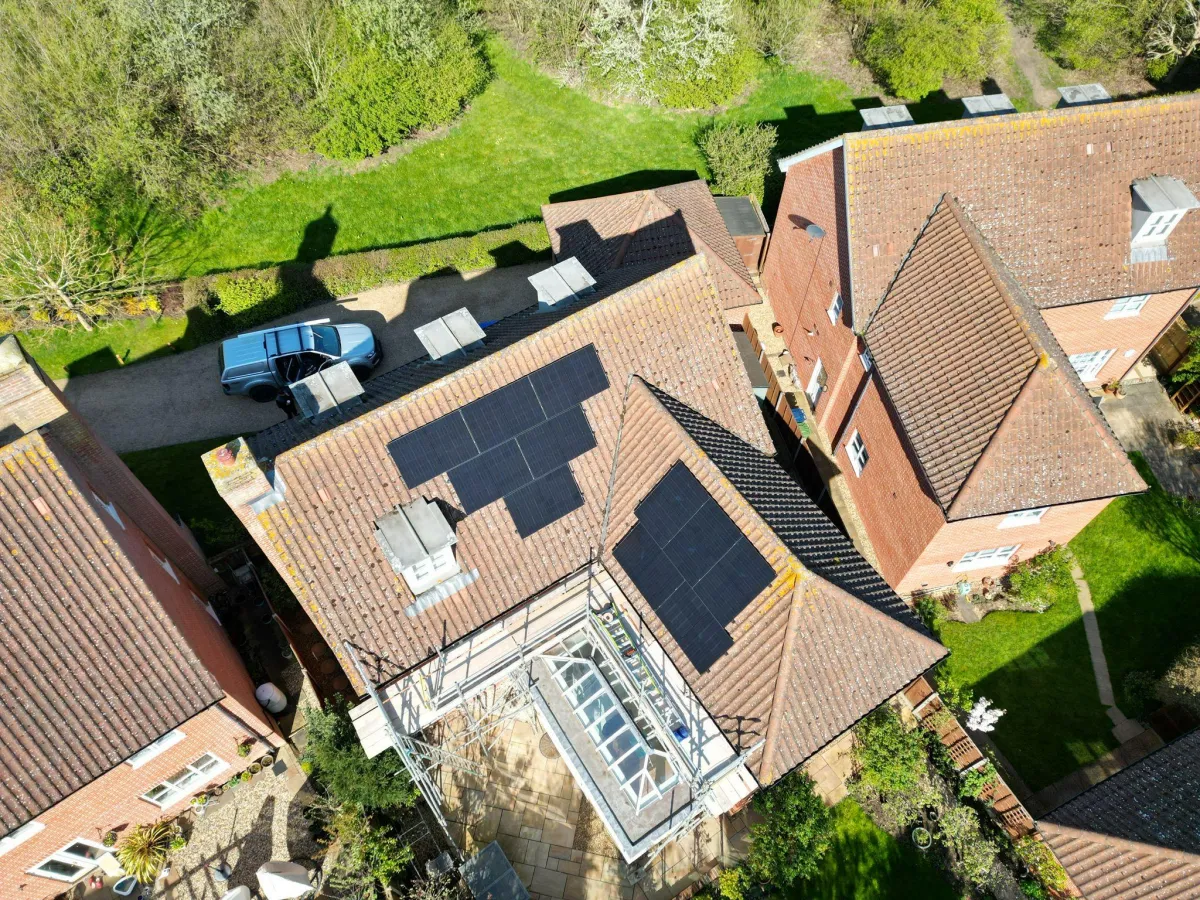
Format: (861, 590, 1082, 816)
(966, 697, 1006, 732)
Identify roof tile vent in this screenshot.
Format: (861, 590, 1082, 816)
(375, 498, 478, 611)
(414, 307, 486, 361)
(289, 361, 364, 421)
(961, 93, 1016, 118)
(859, 105, 914, 131)
(1056, 83, 1111, 107)
(1130, 175, 1199, 262)
(528, 257, 597, 311)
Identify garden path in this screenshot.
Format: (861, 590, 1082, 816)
(1007, 21, 1062, 109)
(1070, 561, 1143, 743)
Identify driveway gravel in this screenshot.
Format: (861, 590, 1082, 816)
(60, 263, 546, 453)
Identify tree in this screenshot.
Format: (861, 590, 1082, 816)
(311, 796, 414, 900)
(850, 705, 942, 829)
(301, 698, 419, 810)
(936, 805, 999, 889)
(260, 0, 341, 101)
(0, 205, 145, 330)
(746, 770, 832, 885)
(1149, 0, 1200, 67)
(698, 121, 778, 201)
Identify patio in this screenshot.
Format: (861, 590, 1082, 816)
(1101, 379, 1200, 497)
(433, 714, 753, 900)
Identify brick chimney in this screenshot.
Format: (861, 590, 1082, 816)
(0, 335, 67, 437)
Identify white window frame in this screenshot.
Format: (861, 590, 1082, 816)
(1068, 349, 1115, 382)
(827, 292, 844, 325)
(1104, 294, 1150, 319)
(859, 348, 873, 372)
(125, 729, 186, 768)
(847, 431, 869, 476)
(1133, 211, 1182, 246)
(141, 752, 228, 809)
(144, 540, 179, 584)
(29, 839, 107, 882)
(0, 821, 44, 858)
(999, 508, 1048, 529)
(805, 358, 826, 408)
(91, 491, 124, 529)
(953, 546, 1019, 572)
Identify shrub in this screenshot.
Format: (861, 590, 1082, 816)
(716, 866, 747, 900)
(914, 594, 947, 630)
(1028, 0, 1154, 68)
(933, 666, 974, 715)
(851, 705, 941, 828)
(1006, 545, 1071, 605)
(1020, 879, 1050, 899)
(236, 738, 253, 757)
(1014, 835, 1070, 893)
(1157, 641, 1200, 716)
(738, 0, 817, 61)
(958, 761, 999, 801)
(312, 797, 414, 900)
(747, 769, 832, 884)
(698, 121, 777, 201)
(211, 273, 280, 317)
(936, 805, 998, 889)
(316, 20, 488, 161)
(1123, 670, 1159, 718)
(648, 42, 758, 108)
(842, 0, 1007, 100)
(1174, 428, 1200, 449)
(302, 697, 419, 810)
(116, 822, 177, 883)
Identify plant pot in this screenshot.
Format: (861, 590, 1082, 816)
(260, 754, 275, 767)
(210, 785, 223, 797)
(249, 763, 262, 775)
(912, 827, 932, 851)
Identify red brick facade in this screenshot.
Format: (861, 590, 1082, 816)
(765, 145, 1172, 595)
(1040, 287, 1198, 386)
(0, 705, 266, 900)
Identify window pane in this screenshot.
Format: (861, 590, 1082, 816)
(566, 673, 602, 707)
(144, 784, 171, 803)
(192, 753, 220, 773)
(601, 729, 639, 764)
(62, 843, 103, 862)
(36, 859, 85, 878)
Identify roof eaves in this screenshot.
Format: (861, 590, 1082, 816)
(777, 137, 844, 173)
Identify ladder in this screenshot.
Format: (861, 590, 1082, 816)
(594, 606, 685, 735)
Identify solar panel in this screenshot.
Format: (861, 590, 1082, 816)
(516, 407, 596, 478)
(460, 377, 546, 450)
(662, 498, 745, 584)
(696, 536, 777, 624)
(611, 523, 685, 609)
(505, 466, 584, 538)
(529, 345, 609, 417)
(636, 462, 715, 546)
(388, 413, 478, 487)
(448, 440, 532, 513)
(647, 585, 733, 675)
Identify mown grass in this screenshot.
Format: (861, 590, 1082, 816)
(932, 558, 1116, 792)
(20, 317, 189, 380)
(788, 800, 957, 900)
(1072, 454, 1200, 710)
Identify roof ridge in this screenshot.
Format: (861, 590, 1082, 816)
(863, 193, 948, 335)
(610, 191, 656, 269)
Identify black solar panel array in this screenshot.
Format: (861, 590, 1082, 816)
(386, 345, 608, 537)
(612, 461, 775, 674)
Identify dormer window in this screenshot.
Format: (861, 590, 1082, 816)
(827, 292, 844, 325)
(1130, 176, 1199, 262)
(375, 498, 460, 596)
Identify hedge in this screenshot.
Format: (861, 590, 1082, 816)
(180, 219, 551, 342)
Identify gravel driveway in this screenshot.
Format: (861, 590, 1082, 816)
(60, 263, 546, 453)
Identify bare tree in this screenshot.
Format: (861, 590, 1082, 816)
(261, 0, 340, 99)
(0, 208, 143, 331)
(1149, 0, 1200, 62)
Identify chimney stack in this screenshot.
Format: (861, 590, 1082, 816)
(0, 335, 67, 439)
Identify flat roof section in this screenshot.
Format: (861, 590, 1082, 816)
(714, 196, 768, 237)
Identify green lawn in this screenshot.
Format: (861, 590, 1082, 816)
(20, 317, 189, 380)
(788, 800, 957, 900)
(933, 565, 1116, 792)
(120, 436, 246, 555)
(1072, 455, 1200, 710)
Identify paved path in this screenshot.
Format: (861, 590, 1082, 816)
(1070, 560, 1143, 743)
(1101, 379, 1200, 498)
(59, 263, 547, 453)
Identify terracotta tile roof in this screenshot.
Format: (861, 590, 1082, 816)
(832, 93, 1200, 321)
(249, 257, 772, 690)
(542, 180, 761, 311)
(639, 386, 946, 780)
(865, 197, 1144, 518)
(0, 431, 222, 836)
(1040, 729, 1200, 900)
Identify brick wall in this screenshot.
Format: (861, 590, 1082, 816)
(832, 379, 946, 586)
(0, 705, 265, 900)
(1040, 287, 1197, 386)
(761, 149, 866, 440)
(895, 497, 1115, 595)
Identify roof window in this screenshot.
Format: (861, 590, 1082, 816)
(961, 93, 1016, 118)
(1056, 83, 1111, 107)
(414, 307, 486, 361)
(1130, 176, 1199, 262)
(289, 361, 364, 421)
(375, 498, 478, 613)
(529, 257, 597, 311)
(859, 105, 913, 130)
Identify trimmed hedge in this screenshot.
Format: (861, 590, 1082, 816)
(180, 219, 550, 342)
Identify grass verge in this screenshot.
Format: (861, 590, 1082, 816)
(788, 799, 957, 900)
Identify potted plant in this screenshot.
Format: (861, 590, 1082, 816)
(1172, 427, 1200, 450)
(116, 821, 175, 884)
(235, 738, 253, 758)
(249, 762, 262, 775)
(102, 830, 118, 848)
(239, 770, 252, 783)
(259, 753, 275, 768)
(190, 794, 209, 816)
(912, 826, 932, 850)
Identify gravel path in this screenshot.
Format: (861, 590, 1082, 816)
(163, 745, 320, 900)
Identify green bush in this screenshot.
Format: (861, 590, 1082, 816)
(747, 769, 832, 885)
(1123, 669, 1158, 718)
(843, 0, 1007, 99)
(851, 705, 941, 828)
(316, 20, 488, 161)
(957, 761, 998, 801)
(914, 594, 947, 630)
(649, 43, 758, 108)
(1028, 0, 1153, 68)
(311, 796, 414, 900)
(211, 273, 280, 317)
(301, 697, 419, 810)
(698, 120, 777, 201)
(1014, 835, 1070, 893)
(1020, 880, 1049, 900)
(936, 805, 998, 889)
(1006, 545, 1072, 604)
(1157, 641, 1200, 716)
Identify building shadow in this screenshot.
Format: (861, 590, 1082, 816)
(548, 170, 701, 204)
